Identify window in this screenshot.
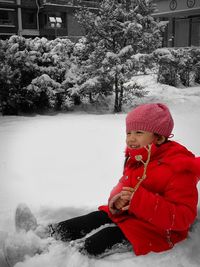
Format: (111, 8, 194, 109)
(191, 17, 200, 46)
(22, 9, 37, 29)
(44, 12, 66, 29)
(174, 18, 189, 47)
(0, 9, 15, 26)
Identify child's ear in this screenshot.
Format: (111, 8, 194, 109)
(156, 135, 166, 145)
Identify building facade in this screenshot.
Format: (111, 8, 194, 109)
(1, 0, 200, 47)
(153, 0, 200, 47)
(0, 0, 98, 40)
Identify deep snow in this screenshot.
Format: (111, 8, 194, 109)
(0, 75, 200, 267)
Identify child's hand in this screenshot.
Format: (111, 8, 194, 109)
(114, 197, 128, 210)
(113, 187, 134, 210)
(120, 187, 134, 211)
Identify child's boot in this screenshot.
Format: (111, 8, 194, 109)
(15, 203, 38, 232)
(15, 203, 53, 239)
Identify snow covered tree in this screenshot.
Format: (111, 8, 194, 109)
(75, 0, 166, 112)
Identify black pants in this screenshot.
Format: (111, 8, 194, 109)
(51, 210, 129, 256)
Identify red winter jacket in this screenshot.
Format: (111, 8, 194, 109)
(99, 141, 200, 256)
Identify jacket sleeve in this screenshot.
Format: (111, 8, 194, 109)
(128, 173, 198, 231)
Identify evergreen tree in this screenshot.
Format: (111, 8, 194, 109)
(75, 0, 166, 112)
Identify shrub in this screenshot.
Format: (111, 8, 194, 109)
(25, 74, 63, 113)
(154, 47, 200, 87)
(0, 36, 74, 115)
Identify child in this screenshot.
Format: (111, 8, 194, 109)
(7, 103, 200, 262)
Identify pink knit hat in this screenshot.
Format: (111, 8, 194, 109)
(126, 103, 174, 137)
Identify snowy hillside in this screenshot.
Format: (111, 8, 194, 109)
(0, 75, 200, 266)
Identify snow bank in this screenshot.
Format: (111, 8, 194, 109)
(1, 74, 200, 266)
(1, 219, 200, 267)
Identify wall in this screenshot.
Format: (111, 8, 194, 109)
(154, 0, 200, 14)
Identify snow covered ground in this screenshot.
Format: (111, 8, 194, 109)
(0, 75, 200, 266)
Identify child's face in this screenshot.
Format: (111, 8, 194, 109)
(126, 130, 157, 149)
